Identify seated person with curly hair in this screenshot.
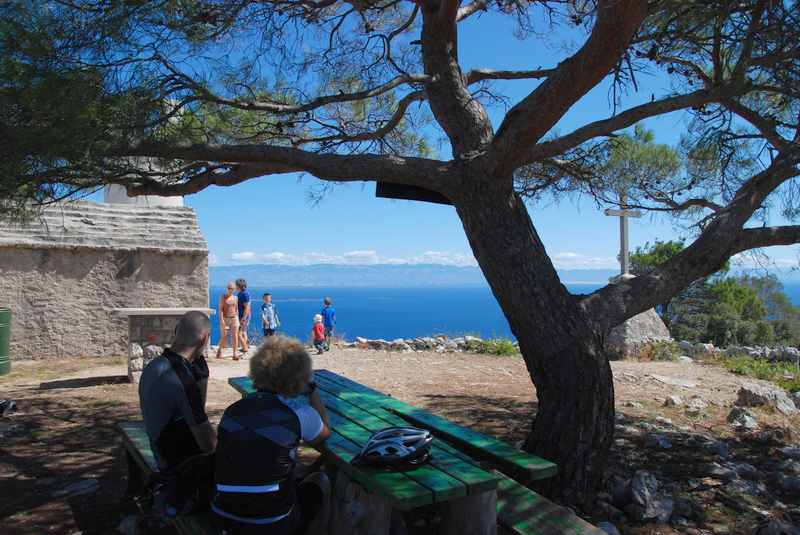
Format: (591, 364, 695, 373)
(212, 336, 331, 534)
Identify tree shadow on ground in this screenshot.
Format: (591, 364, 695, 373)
(1, 375, 232, 535)
(414, 392, 799, 533)
(416, 393, 537, 444)
(39, 375, 129, 390)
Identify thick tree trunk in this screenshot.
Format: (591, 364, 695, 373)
(451, 179, 614, 508)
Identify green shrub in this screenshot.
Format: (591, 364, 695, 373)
(466, 338, 519, 356)
(753, 321, 775, 345)
(639, 340, 681, 361)
(722, 355, 800, 393)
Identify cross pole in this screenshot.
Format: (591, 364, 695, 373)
(604, 191, 642, 275)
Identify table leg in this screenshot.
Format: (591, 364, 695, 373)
(329, 471, 393, 535)
(440, 489, 498, 535)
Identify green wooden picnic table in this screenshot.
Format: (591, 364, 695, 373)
(228, 370, 501, 510)
(116, 369, 598, 535)
(227, 369, 571, 535)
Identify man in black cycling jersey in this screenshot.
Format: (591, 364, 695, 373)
(212, 336, 331, 534)
(138, 311, 217, 512)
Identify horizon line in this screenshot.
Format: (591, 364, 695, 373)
(210, 262, 621, 270)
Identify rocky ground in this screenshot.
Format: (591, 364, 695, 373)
(0, 347, 798, 534)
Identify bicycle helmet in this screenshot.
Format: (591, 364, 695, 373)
(355, 427, 434, 467)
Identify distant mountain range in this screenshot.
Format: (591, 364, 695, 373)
(209, 264, 620, 288)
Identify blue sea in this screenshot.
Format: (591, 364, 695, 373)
(210, 282, 800, 345)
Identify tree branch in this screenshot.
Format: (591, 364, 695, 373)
(722, 98, 792, 151)
(466, 67, 555, 84)
(119, 162, 290, 196)
(579, 153, 800, 334)
(420, 0, 493, 156)
(734, 225, 800, 251)
(732, 0, 768, 79)
(197, 73, 431, 115)
(295, 90, 426, 145)
(456, 0, 488, 21)
(526, 87, 744, 163)
(111, 142, 450, 192)
(490, 0, 648, 173)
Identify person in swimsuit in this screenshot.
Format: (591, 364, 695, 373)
(217, 282, 240, 360)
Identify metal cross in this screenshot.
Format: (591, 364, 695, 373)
(604, 191, 642, 275)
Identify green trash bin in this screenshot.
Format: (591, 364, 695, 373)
(0, 308, 10, 376)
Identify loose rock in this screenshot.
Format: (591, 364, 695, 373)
(629, 470, 674, 521)
(129, 343, 143, 360)
(778, 459, 800, 475)
(142, 345, 162, 367)
(778, 475, 800, 494)
(664, 395, 684, 407)
(649, 374, 697, 388)
(645, 433, 672, 449)
(736, 383, 798, 415)
(754, 520, 800, 535)
(728, 407, 758, 430)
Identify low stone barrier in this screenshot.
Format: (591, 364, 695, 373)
(340, 334, 493, 353)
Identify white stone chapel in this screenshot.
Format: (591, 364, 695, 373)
(0, 187, 209, 359)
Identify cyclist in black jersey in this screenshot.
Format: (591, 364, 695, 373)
(139, 311, 216, 512)
(213, 336, 331, 534)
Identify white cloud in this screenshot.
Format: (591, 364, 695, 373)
(208, 252, 220, 266)
(552, 252, 618, 270)
(224, 250, 478, 267)
(231, 251, 257, 261)
(342, 250, 380, 264)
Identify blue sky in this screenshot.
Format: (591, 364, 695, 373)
(113, 9, 800, 270)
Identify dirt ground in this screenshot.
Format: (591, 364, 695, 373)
(0, 348, 798, 534)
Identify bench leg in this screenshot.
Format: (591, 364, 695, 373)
(329, 471, 394, 535)
(440, 489, 498, 535)
(124, 450, 146, 498)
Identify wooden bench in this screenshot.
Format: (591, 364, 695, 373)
(230, 370, 604, 535)
(118, 421, 216, 535)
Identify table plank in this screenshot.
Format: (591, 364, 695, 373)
(315, 370, 558, 483)
(321, 430, 434, 510)
(228, 376, 250, 396)
(496, 474, 605, 534)
(315, 375, 497, 495)
(119, 421, 158, 473)
(324, 409, 465, 503)
(227, 376, 435, 510)
(318, 389, 480, 502)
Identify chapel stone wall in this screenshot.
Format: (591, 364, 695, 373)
(0, 201, 208, 359)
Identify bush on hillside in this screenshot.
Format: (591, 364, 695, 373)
(722, 355, 800, 393)
(638, 340, 681, 361)
(466, 338, 519, 356)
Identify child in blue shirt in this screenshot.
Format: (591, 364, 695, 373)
(261, 293, 280, 338)
(321, 297, 336, 351)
